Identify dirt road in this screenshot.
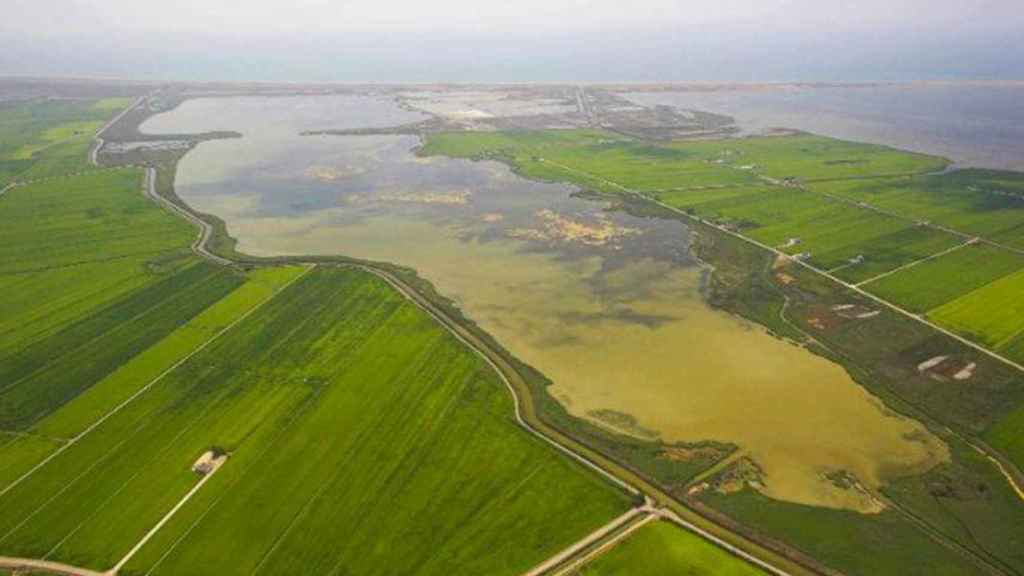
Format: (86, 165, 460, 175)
(522, 508, 646, 576)
(0, 556, 105, 576)
(143, 167, 233, 266)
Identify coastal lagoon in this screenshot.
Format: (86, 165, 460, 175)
(143, 95, 947, 512)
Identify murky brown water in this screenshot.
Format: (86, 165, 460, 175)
(142, 96, 948, 512)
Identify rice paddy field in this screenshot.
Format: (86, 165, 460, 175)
(860, 242, 1024, 312)
(810, 170, 1024, 249)
(574, 520, 766, 576)
(0, 267, 630, 575)
(929, 268, 1024, 349)
(0, 163, 233, 431)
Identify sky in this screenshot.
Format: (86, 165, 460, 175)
(2, 0, 1022, 82)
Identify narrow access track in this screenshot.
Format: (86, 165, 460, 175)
(0, 556, 105, 576)
(109, 457, 227, 574)
(854, 238, 976, 287)
(547, 512, 658, 576)
(522, 508, 647, 576)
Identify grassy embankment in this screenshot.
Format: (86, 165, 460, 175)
(421, 129, 1024, 576)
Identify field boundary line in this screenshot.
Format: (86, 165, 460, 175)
(855, 238, 975, 287)
(0, 265, 313, 499)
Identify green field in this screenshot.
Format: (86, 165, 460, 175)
(0, 266, 306, 489)
(826, 225, 963, 283)
(986, 405, 1024, 471)
(0, 99, 128, 185)
(812, 170, 1024, 249)
(575, 520, 765, 576)
(929, 268, 1024, 348)
(0, 260, 243, 429)
(0, 267, 629, 575)
(0, 169, 193, 274)
(0, 163, 235, 429)
(860, 242, 1024, 312)
(669, 133, 948, 181)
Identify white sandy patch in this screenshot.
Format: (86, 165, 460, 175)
(917, 355, 948, 372)
(954, 362, 977, 380)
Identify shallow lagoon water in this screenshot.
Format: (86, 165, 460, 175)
(143, 96, 947, 512)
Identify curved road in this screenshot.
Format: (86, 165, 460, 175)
(144, 167, 233, 266)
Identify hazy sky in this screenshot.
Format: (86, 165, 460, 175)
(3, 0, 1022, 82)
